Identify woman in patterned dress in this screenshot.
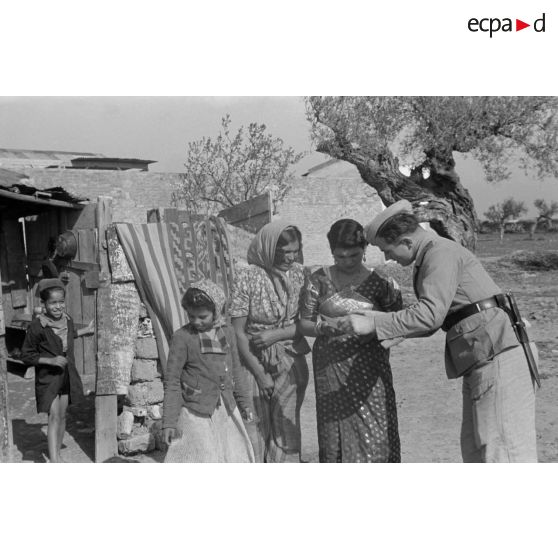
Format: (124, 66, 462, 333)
(299, 219, 402, 462)
(230, 220, 310, 463)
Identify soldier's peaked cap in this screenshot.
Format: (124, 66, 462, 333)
(364, 200, 414, 245)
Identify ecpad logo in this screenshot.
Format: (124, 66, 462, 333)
(468, 13, 546, 37)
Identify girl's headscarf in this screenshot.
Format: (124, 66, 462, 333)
(187, 278, 227, 327)
(186, 278, 228, 354)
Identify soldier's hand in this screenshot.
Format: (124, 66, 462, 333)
(338, 313, 377, 336)
(381, 337, 405, 349)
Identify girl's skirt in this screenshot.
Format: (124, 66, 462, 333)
(164, 399, 255, 463)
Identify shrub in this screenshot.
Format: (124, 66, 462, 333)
(508, 250, 558, 270)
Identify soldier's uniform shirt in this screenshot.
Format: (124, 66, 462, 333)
(374, 231, 519, 378)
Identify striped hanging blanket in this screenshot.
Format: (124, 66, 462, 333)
(115, 216, 234, 372)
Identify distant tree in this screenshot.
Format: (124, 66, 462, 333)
(528, 198, 558, 237)
(173, 115, 304, 215)
(306, 96, 558, 250)
(484, 197, 527, 241)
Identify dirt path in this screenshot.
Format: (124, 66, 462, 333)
(8, 371, 95, 463)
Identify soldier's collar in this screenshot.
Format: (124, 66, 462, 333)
(413, 232, 436, 270)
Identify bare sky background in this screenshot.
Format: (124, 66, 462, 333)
(1, 96, 556, 218)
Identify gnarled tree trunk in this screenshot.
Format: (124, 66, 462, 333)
(315, 139, 478, 250)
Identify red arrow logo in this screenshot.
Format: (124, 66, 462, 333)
(516, 19, 530, 31)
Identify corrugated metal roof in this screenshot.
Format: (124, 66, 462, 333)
(0, 167, 88, 210)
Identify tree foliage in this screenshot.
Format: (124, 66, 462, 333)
(174, 115, 304, 215)
(484, 197, 527, 225)
(306, 96, 558, 249)
(484, 197, 526, 241)
(534, 198, 558, 221)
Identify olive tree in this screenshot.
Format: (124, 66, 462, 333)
(529, 198, 558, 237)
(306, 96, 558, 250)
(484, 197, 527, 241)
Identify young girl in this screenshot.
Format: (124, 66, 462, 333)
(21, 278, 94, 463)
(162, 279, 255, 463)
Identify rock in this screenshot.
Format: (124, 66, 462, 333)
(118, 433, 155, 455)
(117, 410, 134, 440)
(148, 420, 165, 451)
(135, 337, 158, 359)
(123, 405, 148, 417)
(148, 405, 162, 420)
(131, 359, 158, 382)
(139, 303, 148, 318)
(126, 379, 164, 407)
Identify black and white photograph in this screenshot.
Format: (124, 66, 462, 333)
(2, 2, 557, 557)
(1, 95, 557, 465)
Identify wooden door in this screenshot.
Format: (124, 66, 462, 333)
(24, 209, 99, 384)
(62, 229, 98, 384)
(0, 216, 28, 326)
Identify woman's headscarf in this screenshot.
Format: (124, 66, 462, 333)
(247, 220, 303, 307)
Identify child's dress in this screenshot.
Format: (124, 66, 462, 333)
(21, 314, 84, 413)
(162, 323, 255, 463)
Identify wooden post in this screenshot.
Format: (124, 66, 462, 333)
(0, 251, 13, 462)
(94, 197, 118, 462)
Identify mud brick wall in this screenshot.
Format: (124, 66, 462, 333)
(17, 168, 183, 224)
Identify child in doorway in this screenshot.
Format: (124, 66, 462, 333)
(162, 279, 255, 462)
(21, 278, 94, 463)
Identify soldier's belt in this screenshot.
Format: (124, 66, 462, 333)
(442, 294, 507, 332)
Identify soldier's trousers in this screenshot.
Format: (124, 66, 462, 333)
(460, 344, 538, 463)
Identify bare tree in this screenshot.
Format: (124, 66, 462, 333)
(528, 198, 558, 238)
(484, 197, 527, 241)
(306, 96, 558, 250)
(173, 115, 304, 215)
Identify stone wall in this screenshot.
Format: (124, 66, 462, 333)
(116, 303, 165, 455)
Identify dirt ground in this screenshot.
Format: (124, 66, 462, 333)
(6, 232, 558, 463)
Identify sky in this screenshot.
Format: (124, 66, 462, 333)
(1, 96, 557, 218)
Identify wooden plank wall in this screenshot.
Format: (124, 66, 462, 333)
(94, 197, 118, 462)
(75, 229, 97, 382)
